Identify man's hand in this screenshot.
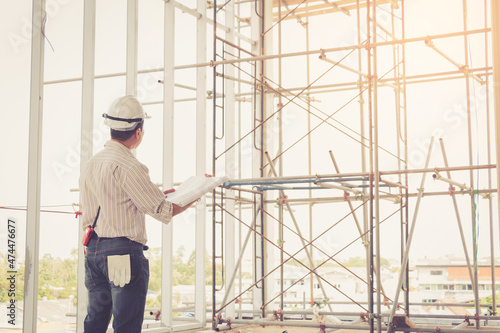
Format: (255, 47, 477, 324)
(172, 200, 197, 216)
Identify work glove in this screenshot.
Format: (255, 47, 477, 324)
(107, 254, 131, 287)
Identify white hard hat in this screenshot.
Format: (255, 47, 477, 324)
(103, 95, 151, 131)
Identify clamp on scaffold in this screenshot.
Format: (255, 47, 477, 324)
(73, 203, 82, 218)
(448, 186, 456, 196)
(273, 309, 282, 320)
(276, 195, 288, 205)
(319, 49, 326, 60)
(424, 36, 434, 47)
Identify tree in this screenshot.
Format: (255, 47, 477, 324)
(146, 247, 222, 292)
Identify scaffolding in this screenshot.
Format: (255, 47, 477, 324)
(20, 0, 500, 332)
(209, 0, 500, 332)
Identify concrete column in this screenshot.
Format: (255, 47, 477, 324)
(76, 0, 96, 331)
(126, 0, 138, 96)
(195, 0, 207, 326)
(24, 0, 45, 331)
(162, 0, 175, 328)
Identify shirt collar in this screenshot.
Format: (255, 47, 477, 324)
(104, 140, 134, 157)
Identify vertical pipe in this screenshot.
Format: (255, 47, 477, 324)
(195, 0, 207, 325)
(126, 0, 138, 96)
(260, 191, 265, 320)
(236, 1, 243, 319)
(24, 0, 45, 331)
(262, 0, 274, 315)
(366, 1, 375, 332)
(356, 0, 371, 327)
(401, 0, 410, 315)
(391, 1, 408, 315)
(225, 0, 237, 320)
(162, 0, 175, 328)
(77, 0, 96, 331)
(485, 0, 496, 313)
(461, 0, 480, 325)
(250, 0, 263, 317)
(491, 0, 500, 312)
(278, 0, 285, 319)
(371, 1, 382, 332)
(212, 1, 218, 328)
(305, 2, 314, 314)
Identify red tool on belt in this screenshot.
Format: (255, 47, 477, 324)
(82, 207, 101, 246)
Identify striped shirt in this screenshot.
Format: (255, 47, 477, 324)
(79, 140, 172, 245)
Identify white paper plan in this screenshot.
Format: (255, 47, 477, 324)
(165, 175, 229, 207)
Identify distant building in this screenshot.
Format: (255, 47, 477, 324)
(414, 258, 500, 303)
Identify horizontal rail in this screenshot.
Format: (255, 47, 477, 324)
(224, 164, 495, 185)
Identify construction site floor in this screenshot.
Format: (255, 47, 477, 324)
(192, 326, 345, 332)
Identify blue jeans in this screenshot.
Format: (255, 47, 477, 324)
(84, 236, 149, 333)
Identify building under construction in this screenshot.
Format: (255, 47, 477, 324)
(7, 0, 500, 332)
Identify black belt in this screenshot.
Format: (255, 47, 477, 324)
(91, 233, 148, 251)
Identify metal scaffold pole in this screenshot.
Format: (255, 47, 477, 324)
(370, 1, 382, 332)
(401, 0, 410, 316)
(366, 1, 375, 332)
(485, 0, 497, 315)
(204, 1, 500, 331)
(491, 1, 500, 281)
(212, 1, 218, 328)
(277, 0, 285, 319)
(461, 1, 480, 325)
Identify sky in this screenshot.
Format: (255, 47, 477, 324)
(0, 0, 499, 272)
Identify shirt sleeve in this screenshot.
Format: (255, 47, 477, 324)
(121, 163, 173, 224)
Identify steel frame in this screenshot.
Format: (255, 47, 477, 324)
(208, 0, 500, 332)
(22, 0, 500, 332)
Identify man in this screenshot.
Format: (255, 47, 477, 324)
(79, 95, 192, 333)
